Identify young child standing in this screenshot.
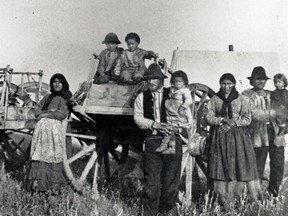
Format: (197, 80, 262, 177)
(271, 73, 288, 135)
(115, 32, 156, 84)
(155, 70, 193, 154)
(93, 32, 123, 84)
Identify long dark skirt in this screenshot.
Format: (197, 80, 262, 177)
(25, 161, 67, 193)
(208, 127, 258, 181)
(208, 127, 262, 203)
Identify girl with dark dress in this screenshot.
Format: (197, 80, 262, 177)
(206, 73, 261, 205)
(26, 73, 72, 193)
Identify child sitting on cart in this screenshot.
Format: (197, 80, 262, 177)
(93, 32, 123, 84)
(115, 32, 157, 84)
(156, 70, 193, 154)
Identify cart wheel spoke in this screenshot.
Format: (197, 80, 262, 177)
(0, 130, 32, 171)
(78, 151, 98, 186)
(92, 159, 100, 199)
(109, 149, 121, 164)
(195, 91, 202, 98)
(67, 144, 95, 164)
(11, 138, 26, 153)
(180, 151, 190, 178)
(79, 139, 88, 147)
(198, 92, 208, 107)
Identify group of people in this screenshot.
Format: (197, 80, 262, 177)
(20, 32, 288, 215)
(93, 32, 157, 85)
(134, 64, 288, 215)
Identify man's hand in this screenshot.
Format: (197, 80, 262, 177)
(152, 122, 173, 135)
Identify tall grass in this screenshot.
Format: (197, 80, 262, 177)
(0, 165, 139, 216)
(0, 164, 286, 216)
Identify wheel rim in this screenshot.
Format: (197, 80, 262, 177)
(187, 83, 215, 136)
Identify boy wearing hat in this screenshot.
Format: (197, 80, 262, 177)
(93, 32, 123, 84)
(134, 63, 183, 215)
(243, 66, 285, 197)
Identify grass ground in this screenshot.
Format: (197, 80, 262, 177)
(1, 159, 288, 216)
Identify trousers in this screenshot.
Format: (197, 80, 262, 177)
(142, 134, 183, 216)
(254, 125, 285, 196)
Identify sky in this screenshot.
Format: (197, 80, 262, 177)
(0, 0, 287, 92)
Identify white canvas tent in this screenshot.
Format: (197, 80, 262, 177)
(169, 50, 280, 93)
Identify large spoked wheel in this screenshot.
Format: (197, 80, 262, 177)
(63, 114, 142, 195)
(188, 83, 215, 135)
(180, 83, 215, 202)
(62, 115, 100, 194)
(0, 129, 33, 172)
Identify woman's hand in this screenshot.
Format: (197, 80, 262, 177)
(221, 119, 236, 127)
(218, 124, 231, 133)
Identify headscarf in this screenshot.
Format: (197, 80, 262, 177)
(42, 73, 72, 111)
(215, 73, 239, 119)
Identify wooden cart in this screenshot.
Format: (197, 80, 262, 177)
(0, 65, 49, 171)
(63, 58, 215, 202)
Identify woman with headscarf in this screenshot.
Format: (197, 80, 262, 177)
(26, 73, 72, 193)
(206, 73, 261, 205)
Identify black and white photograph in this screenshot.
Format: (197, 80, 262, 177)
(0, 0, 288, 215)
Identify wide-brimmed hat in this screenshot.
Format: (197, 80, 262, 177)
(142, 63, 168, 80)
(102, 32, 121, 44)
(247, 66, 270, 80)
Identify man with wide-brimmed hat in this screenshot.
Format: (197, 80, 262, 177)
(93, 32, 123, 84)
(243, 66, 285, 197)
(134, 63, 182, 215)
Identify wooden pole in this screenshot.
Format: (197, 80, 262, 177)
(92, 156, 100, 200)
(87, 57, 98, 83)
(38, 70, 43, 103)
(0, 70, 7, 107)
(185, 155, 194, 204)
(21, 74, 24, 97)
(3, 65, 11, 128)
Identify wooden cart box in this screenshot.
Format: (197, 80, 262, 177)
(84, 83, 136, 115)
(0, 106, 36, 129)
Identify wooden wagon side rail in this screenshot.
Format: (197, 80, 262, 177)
(84, 105, 133, 115)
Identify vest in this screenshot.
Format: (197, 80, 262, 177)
(143, 88, 170, 123)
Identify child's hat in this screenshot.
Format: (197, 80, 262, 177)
(247, 66, 270, 80)
(102, 32, 121, 44)
(142, 63, 168, 80)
